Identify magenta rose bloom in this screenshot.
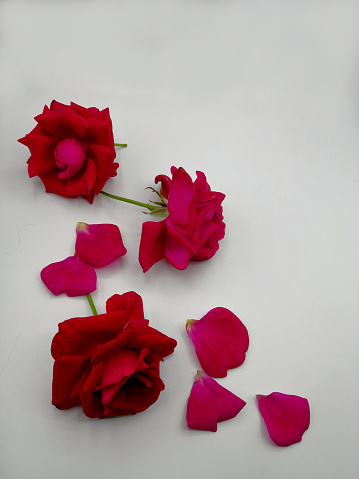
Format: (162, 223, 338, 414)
(139, 167, 225, 271)
(51, 291, 177, 418)
(18, 100, 118, 203)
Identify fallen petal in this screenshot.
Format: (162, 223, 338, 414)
(186, 370, 246, 432)
(256, 392, 310, 447)
(186, 307, 249, 378)
(75, 222, 127, 267)
(41, 255, 96, 297)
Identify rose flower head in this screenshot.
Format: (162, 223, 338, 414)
(51, 291, 177, 418)
(19, 100, 118, 203)
(139, 167, 225, 271)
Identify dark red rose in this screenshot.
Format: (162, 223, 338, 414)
(19, 100, 118, 203)
(139, 167, 225, 272)
(51, 291, 177, 418)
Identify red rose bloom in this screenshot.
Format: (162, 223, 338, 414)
(51, 291, 177, 418)
(139, 167, 225, 271)
(19, 100, 118, 203)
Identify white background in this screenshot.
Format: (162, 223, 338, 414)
(1, 1, 358, 478)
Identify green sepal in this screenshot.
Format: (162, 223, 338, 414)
(145, 187, 168, 205)
(149, 200, 167, 207)
(143, 207, 169, 219)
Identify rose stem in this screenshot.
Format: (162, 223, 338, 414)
(100, 191, 158, 210)
(86, 293, 98, 316)
(114, 143, 127, 147)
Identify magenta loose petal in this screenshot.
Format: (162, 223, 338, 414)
(40, 255, 96, 297)
(186, 371, 246, 432)
(256, 392, 310, 447)
(186, 307, 249, 378)
(75, 222, 127, 267)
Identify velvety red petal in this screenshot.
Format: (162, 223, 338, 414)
(49, 100, 67, 111)
(126, 326, 177, 358)
(96, 348, 148, 389)
(51, 311, 130, 359)
(139, 220, 167, 272)
(106, 291, 145, 320)
(256, 392, 310, 447)
(186, 370, 246, 432)
(86, 144, 118, 194)
(38, 170, 68, 197)
(103, 369, 164, 417)
(80, 363, 104, 418)
(40, 255, 96, 297)
(186, 307, 249, 378)
(69, 102, 99, 118)
(106, 291, 145, 319)
(85, 117, 115, 158)
(35, 107, 88, 140)
(52, 355, 90, 409)
(65, 157, 97, 197)
(23, 133, 58, 177)
(75, 222, 127, 267)
(91, 320, 149, 363)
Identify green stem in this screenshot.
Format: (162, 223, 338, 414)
(100, 191, 158, 210)
(114, 143, 127, 147)
(86, 293, 98, 315)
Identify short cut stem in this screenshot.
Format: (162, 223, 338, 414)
(86, 293, 98, 315)
(114, 143, 127, 147)
(100, 191, 158, 210)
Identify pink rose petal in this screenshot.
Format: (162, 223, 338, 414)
(75, 222, 127, 267)
(186, 370, 246, 432)
(256, 392, 310, 447)
(186, 307, 249, 378)
(41, 255, 96, 297)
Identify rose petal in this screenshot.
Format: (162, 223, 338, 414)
(86, 144, 118, 194)
(75, 222, 127, 267)
(52, 355, 90, 409)
(167, 167, 197, 235)
(65, 157, 97, 197)
(85, 117, 115, 158)
(193, 170, 211, 198)
(186, 370, 246, 432)
(55, 138, 87, 179)
(35, 106, 88, 140)
(38, 170, 68, 197)
(51, 311, 132, 360)
(186, 307, 249, 378)
(23, 133, 58, 177)
(154, 173, 172, 198)
(96, 348, 148, 388)
(256, 392, 310, 447)
(139, 220, 167, 272)
(41, 255, 96, 297)
(106, 291, 145, 319)
(164, 232, 192, 270)
(126, 326, 177, 358)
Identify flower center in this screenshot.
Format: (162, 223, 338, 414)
(54, 139, 86, 179)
